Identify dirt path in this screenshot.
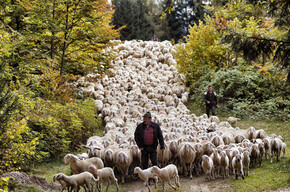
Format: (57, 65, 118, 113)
(122, 175, 232, 192)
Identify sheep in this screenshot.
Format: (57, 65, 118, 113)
(88, 165, 119, 192)
(219, 151, 229, 179)
(232, 154, 244, 180)
(210, 149, 220, 178)
(113, 149, 133, 183)
(256, 129, 267, 140)
(211, 136, 224, 147)
(103, 148, 114, 168)
(193, 143, 204, 176)
(134, 167, 158, 192)
(177, 142, 196, 179)
(282, 142, 286, 157)
(234, 135, 246, 143)
(76, 153, 89, 160)
(270, 138, 283, 163)
(53, 172, 99, 192)
(151, 164, 180, 192)
(202, 155, 214, 181)
(157, 143, 172, 168)
(257, 142, 265, 166)
(242, 151, 250, 177)
(263, 137, 271, 160)
(247, 127, 256, 140)
(63, 154, 104, 175)
(227, 117, 240, 127)
(250, 144, 260, 168)
(53, 173, 71, 192)
(168, 140, 179, 165)
(203, 142, 215, 156)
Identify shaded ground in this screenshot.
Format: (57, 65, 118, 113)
(1, 172, 61, 191)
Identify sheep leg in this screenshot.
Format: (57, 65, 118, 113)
(98, 178, 102, 192)
(241, 171, 244, 180)
(182, 163, 186, 176)
(145, 181, 151, 192)
(114, 178, 119, 192)
(189, 162, 193, 179)
(105, 178, 111, 192)
(175, 175, 180, 187)
(153, 176, 158, 189)
(168, 180, 176, 190)
(277, 149, 281, 161)
(162, 181, 165, 192)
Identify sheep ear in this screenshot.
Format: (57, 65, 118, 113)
(83, 146, 89, 149)
(94, 147, 101, 150)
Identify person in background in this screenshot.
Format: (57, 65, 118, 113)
(134, 112, 164, 169)
(203, 85, 218, 118)
(152, 34, 159, 42)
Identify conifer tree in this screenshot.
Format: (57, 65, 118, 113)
(112, 0, 152, 40)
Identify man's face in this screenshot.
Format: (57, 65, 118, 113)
(143, 117, 151, 125)
(208, 86, 212, 92)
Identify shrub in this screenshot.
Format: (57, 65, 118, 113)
(189, 67, 289, 121)
(18, 96, 102, 161)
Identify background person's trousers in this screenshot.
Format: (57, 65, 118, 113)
(141, 145, 158, 169)
(206, 104, 216, 117)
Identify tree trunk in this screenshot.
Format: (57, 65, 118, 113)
(50, 0, 56, 60)
(60, 1, 70, 77)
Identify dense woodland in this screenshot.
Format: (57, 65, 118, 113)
(0, 0, 289, 187)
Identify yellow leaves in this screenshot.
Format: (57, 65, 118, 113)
(0, 119, 38, 175)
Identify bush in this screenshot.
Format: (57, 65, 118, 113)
(189, 67, 289, 121)
(18, 96, 102, 162)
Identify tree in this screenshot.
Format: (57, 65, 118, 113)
(219, 0, 290, 84)
(112, 0, 152, 40)
(165, 0, 208, 42)
(0, 0, 121, 81)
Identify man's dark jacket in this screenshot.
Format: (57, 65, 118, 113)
(134, 122, 165, 150)
(203, 91, 218, 105)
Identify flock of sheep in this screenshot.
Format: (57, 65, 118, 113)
(53, 40, 287, 192)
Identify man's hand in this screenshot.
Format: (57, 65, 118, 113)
(140, 148, 144, 151)
(217, 104, 219, 108)
(207, 101, 210, 104)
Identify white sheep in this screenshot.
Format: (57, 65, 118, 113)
(202, 155, 214, 181)
(151, 164, 180, 192)
(219, 151, 229, 179)
(53, 172, 99, 192)
(270, 138, 283, 163)
(157, 143, 172, 168)
(177, 142, 196, 179)
(210, 149, 220, 178)
(263, 137, 271, 160)
(53, 173, 71, 192)
(242, 151, 250, 177)
(63, 154, 104, 174)
(227, 117, 240, 127)
(88, 165, 119, 192)
(113, 149, 133, 183)
(232, 154, 244, 180)
(134, 167, 158, 192)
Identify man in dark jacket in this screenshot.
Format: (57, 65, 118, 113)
(134, 112, 165, 169)
(204, 85, 218, 118)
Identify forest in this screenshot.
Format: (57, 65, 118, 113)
(0, 0, 289, 191)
